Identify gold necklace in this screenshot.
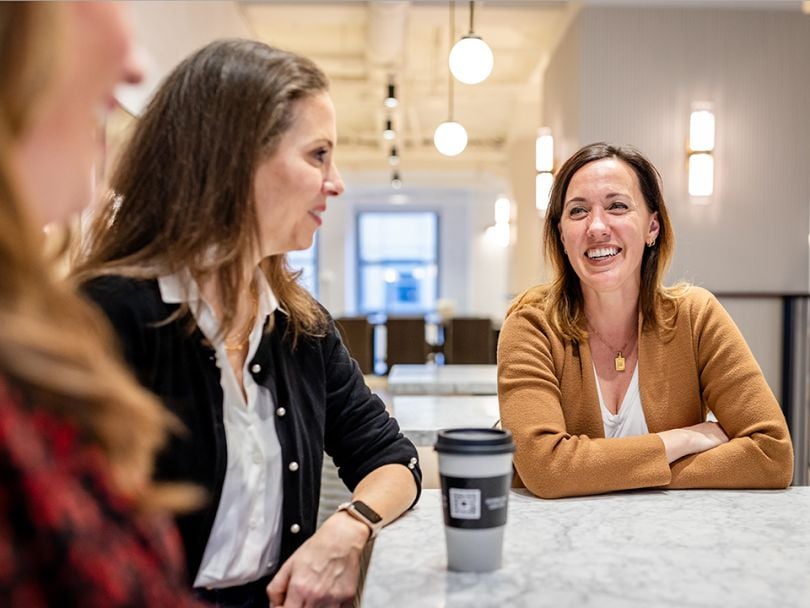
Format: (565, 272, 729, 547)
(223, 287, 259, 353)
(587, 324, 635, 372)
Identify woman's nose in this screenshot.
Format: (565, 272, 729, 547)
(323, 164, 345, 196)
(586, 210, 609, 237)
(122, 45, 146, 86)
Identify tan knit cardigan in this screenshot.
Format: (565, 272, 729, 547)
(498, 285, 794, 499)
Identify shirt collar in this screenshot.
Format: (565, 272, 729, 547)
(157, 268, 280, 319)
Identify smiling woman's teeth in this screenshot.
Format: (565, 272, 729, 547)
(586, 247, 618, 260)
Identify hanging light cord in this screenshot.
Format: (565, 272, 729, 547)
(469, 1, 475, 35)
(448, 0, 455, 120)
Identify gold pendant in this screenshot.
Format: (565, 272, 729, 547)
(614, 352, 626, 372)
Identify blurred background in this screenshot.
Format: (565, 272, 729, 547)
(107, 0, 810, 481)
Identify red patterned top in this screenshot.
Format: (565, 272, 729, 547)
(0, 378, 206, 607)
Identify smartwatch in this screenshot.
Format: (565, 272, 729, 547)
(337, 500, 383, 539)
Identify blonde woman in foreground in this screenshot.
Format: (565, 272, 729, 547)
(0, 3, 202, 606)
(498, 142, 793, 499)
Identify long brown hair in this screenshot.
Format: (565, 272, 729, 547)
(541, 142, 684, 342)
(0, 3, 194, 510)
(73, 39, 329, 341)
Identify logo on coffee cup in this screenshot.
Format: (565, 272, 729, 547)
(441, 474, 510, 529)
(449, 488, 481, 519)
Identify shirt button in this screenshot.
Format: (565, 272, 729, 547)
(253, 450, 262, 464)
(408, 462, 415, 470)
(251, 363, 261, 374)
(249, 518, 258, 529)
(288, 461, 299, 472)
(276, 407, 286, 417)
(409, 457, 418, 465)
(290, 523, 301, 534)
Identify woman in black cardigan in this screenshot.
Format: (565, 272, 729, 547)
(75, 39, 421, 608)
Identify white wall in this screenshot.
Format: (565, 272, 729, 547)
(316, 171, 512, 323)
(120, 1, 250, 114)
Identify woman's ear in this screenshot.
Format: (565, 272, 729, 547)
(648, 213, 660, 241)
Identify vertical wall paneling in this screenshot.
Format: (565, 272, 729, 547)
(569, 7, 810, 293)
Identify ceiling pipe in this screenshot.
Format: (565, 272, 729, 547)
(365, 1, 409, 70)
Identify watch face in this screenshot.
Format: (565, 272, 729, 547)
(353, 501, 382, 524)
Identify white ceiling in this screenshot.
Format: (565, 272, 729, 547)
(238, 1, 575, 171)
(123, 0, 806, 174)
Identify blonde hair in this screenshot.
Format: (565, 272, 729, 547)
(0, 3, 196, 510)
(73, 39, 329, 342)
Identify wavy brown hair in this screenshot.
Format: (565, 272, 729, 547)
(0, 3, 195, 510)
(73, 39, 329, 341)
(541, 142, 685, 342)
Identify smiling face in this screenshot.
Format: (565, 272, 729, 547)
(13, 3, 142, 227)
(559, 157, 660, 299)
(253, 92, 344, 258)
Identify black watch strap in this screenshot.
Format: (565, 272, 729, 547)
(337, 500, 383, 538)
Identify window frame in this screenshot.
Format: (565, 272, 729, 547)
(355, 210, 441, 315)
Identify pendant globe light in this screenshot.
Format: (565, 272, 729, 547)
(434, 1, 468, 156)
(449, 1, 493, 85)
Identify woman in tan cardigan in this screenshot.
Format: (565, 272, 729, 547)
(498, 142, 793, 499)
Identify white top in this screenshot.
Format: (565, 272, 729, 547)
(593, 363, 649, 438)
(158, 270, 284, 589)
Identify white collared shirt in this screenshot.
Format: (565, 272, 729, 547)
(158, 270, 284, 589)
(594, 363, 649, 438)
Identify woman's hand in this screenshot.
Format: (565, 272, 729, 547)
(266, 511, 370, 608)
(657, 421, 730, 464)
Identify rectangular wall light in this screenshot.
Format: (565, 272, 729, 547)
(688, 102, 715, 198)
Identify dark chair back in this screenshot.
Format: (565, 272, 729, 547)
(443, 317, 495, 364)
(385, 316, 428, 368)
(335, 316, 375, 375)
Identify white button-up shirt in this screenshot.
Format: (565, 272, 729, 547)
(158, 270, 284, 589)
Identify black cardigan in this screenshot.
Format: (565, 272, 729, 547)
(82, 276, 421, 582)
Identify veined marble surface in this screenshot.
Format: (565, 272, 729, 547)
(387, 364, 497, 395)
(392, 395, 500, 446)
(363, 488, 810, 607)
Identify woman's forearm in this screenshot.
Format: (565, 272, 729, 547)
(348, 463, 418, 525)
(657, 421, 729, 464)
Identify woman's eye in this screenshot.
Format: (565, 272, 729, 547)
(609, 202, 628, 211)
(569, 206, 586, 217)
(313, 148, 328, 163)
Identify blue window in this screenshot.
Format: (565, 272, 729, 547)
(357, 211, 439, 314)
(287, 236, 318, 297)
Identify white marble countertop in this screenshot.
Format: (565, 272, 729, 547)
(392, 395, 500, 446)
(387, 364, 497, 395)
(363, 488, 810, 607)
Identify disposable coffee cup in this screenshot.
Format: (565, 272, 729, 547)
(434, 428, 515, 572)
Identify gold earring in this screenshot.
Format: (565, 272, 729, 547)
(648, 237, 656, 247)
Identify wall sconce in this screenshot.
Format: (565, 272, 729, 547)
(388, 147, 400, 166)
(535, 127, 554, 214)
(449, 1, 493, 85)
(494, 196, 511, 225)
(383, 118, 396, 141)
(384, 77, 398, 109)
(485, 195, 512, 248)
(688, 102, 715, 198)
